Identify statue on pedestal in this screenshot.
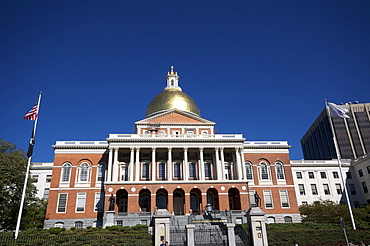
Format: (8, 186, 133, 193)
(108, 194, 115, 211)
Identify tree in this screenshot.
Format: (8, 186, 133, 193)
(0, 139, 47, 230)
(299, 200, 370, 229)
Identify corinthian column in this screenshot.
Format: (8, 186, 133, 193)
(129, 147, 134, 182)
(199, 147, 204, 180)
(215, 147, 221, 180)
(107, 147, 113, 182)
(151, 147, 156, 181)
(220, 148, 225, 180)
(167, 147, 172, 181)
(135, 147, 140, 181)
(113, 148, 119, 182)
(183, 147, 188, 181)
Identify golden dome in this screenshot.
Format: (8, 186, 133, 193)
(146, 88, 200, 117)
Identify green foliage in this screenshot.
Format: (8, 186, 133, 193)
(0, 139, 47, 231)
(266, 223, 370, 245)
(0, 225, 153, 245)
(299, 200, 370, 229)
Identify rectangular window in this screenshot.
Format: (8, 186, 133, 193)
(323, 184, 330, 195)
(174, 162, 181, 179)
(95, 193, 103, 212)
(336, 184, 343, 194)
(311, 184, 318, 195)
(204, 162, 211, 178)
(362, 182, 368, 194)
(141, 162, 149, 179)
(302, 201, 308, 205)
(43, 188, 50, 200)
(249, 191, 256, 207)
(280, 190, 289, 208)
(76, 193, 86, 212)
(298, 184, 305, 195)
(367, 166, 370, 174)
(46, 175, 52, 183)
(189, 162, 196, 178)
(158, 162, 166, 179)
(296, 172, 302, 179)
(32, 175, 38, 183)
(333, 172, 339, 178)
(349, 184, 357, 195)
(263, 190, 273, 208)
(308, 172, 315, 179)
(57, 193, 68, 213)
(121, 165, 128, 181)
(358, 169, 364, 177)
(320, 172, 327, 179)
(346, 172, 352, 179)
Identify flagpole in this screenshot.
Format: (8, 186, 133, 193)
(15, 92, 42, 239)
(325, 99, 356, 230)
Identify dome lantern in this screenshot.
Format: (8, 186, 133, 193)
(145, 66, 201, 118)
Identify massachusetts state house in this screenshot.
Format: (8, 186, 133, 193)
(44, 67, 300, 229)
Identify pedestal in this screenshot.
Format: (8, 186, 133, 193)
(104, 211, 115, 228)
(246, 207, 268, 246)
(154, 209, 171, 246)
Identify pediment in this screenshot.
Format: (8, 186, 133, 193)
(135, 109, 215, 125)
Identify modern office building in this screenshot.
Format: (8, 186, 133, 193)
(301, 102, 370, 160)
(43, 67, 300, 229)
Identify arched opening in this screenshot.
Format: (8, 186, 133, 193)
(139, 189, 151, 212)
(206, 188, 219, 211)
(190, 188, 201, 214)
(173, 189, 185, 215)
(228, 188, 241, 210)
(116, 189, 128, 212)
(156, 189, 168, 210)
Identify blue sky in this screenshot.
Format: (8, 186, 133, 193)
(1, 1, 369, 162)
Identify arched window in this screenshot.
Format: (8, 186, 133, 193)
(284, 216, 293, 223)
(259, 162, 269, 180)
(156, 193, 167, 209)
(276, 162, 285, 179)
(74, 221, 83, 228)
(267, 216, 275, 224)
(79, 163, 89, 182)
(245, 162, 253, 180)
(54, 222, 64, 228)
(61, 163, 72, 182)
(97, 163, 106, 182)
(140, 192, 150, 212)
(190, 192, 199, 212)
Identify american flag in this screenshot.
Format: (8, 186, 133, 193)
(23, 102, 39, 120)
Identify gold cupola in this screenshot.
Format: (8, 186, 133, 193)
(145, 66, 201, 118)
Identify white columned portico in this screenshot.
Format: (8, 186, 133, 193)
(129, 147, 134, 182)
(183, 147, 189, 181)
(235, 147, 243, 180)
(167, 147, 172, 181)
(215, 147, 221, 180)
(152, 147, 156, 181)
(108, 147, 113, 182)
(199, 147, 204, 180)
(220, 148, 225, 180)
(135, 147, 140, 181)
(113, 147, 119, 181)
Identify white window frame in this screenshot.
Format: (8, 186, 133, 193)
(280, 190, 290, 208)
(94, 192, 103, 212)
(259, 162, 270, 180)
(76, 193, 86, 213)
(141, 162, 150, 179)
(298, 184, 305, 195)
(173, 161, 181, 179)
(60, 162, 72, 184)
(245, 162, 253, 180)
(275, 162, 285, 180)
(97, 163, 106, 182)
(263, 190, 273, 209)
(75, 221, 83, 228)
(57, 193, 68, 213)
(78, 162, 90, 183)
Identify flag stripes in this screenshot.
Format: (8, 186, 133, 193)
(23, 102, 39, 120)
